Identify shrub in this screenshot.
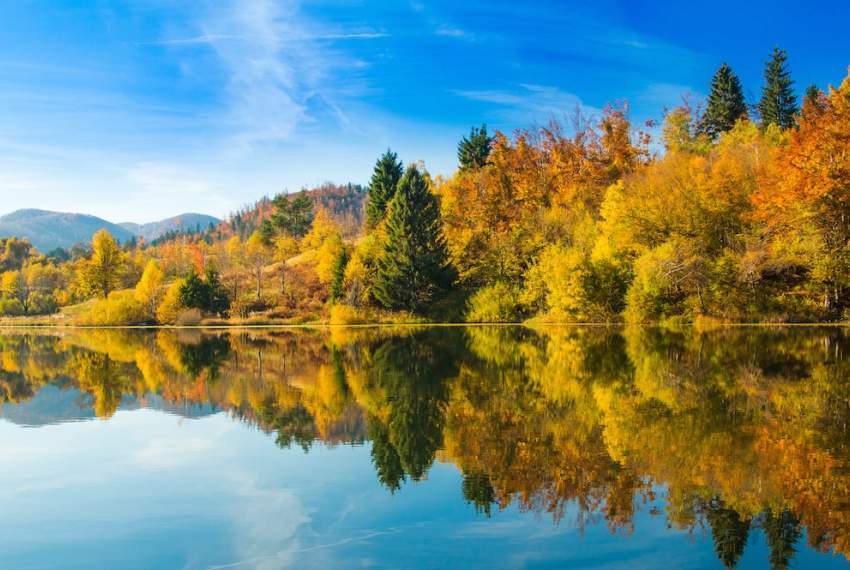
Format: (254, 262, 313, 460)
(27, 292, 58, 315)
(156, 280, 186, 325)
(82, 290, 146, 326)
(175, 308, 202, 327)
(0, 298, 25, 317)
(465, 283, 521, 323)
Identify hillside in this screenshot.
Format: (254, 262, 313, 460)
(214, 182, 367, 241)
(119, 213, 221, 242)
(0, 209, 136, 252)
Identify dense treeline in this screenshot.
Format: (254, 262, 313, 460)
(4, 325, 850, 566)
(2, 54, 849, 324)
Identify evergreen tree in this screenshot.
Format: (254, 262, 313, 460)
(700, 63, 748, 139)
(329, 248, 349, 303)
(365, 150, 403, 229)
(271, 190, 313, 238)
(373, 165, 455, 313)
(804, 83, 822, 109)
(258, 218, 276, 245)
(758, 47, 798, 129)
(457, 124, 493, 170)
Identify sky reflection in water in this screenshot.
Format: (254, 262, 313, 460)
(0, 326, 849, 569)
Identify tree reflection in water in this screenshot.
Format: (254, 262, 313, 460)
(2, 325, 850, 568)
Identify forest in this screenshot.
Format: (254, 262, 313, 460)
(2, 50, 850, 325)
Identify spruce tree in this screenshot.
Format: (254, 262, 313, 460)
(373, 165, 455, 313)
(758, 47, 798, 129)
(329, 248, 348, 303)
(804, 84, 821, 109)
(457, 124, 493, 170)
(365, 150, 403, 229)
(700, 63, 748, 139)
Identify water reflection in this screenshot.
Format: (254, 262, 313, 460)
(2, 325, 850, 567)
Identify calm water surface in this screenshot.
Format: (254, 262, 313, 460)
(1, 325, 849, 569)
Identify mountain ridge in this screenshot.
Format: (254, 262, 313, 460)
(0, 209, 220, 252)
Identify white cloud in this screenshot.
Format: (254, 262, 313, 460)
(454, 84, 601, 125)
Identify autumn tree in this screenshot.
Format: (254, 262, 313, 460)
(457, 124, 493, 170)
(700, 63, 748, 138)
(365, 150, 403, 229)
(134, 260, 165, 321)
(245, 231, 274, 300)
(758, 47, 798, 129)
(373, 165, 455, 313)
(78, 230, 124, 299)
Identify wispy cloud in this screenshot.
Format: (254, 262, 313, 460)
(454, 84, 600, 124)
(434, 25, 471, 40)
(158, 0, 379, 147)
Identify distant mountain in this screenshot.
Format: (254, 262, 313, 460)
(0, 209, 221, 252)
(0, 384, 219, 427)
(119, 213, 220, 243)
(0, 209, 135, 252)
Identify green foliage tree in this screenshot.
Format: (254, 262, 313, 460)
(457, 124, 493, 170)
(758, 47, 798, 129)
(329, 248, 349, 303)
(804, 83, 821, 108)
(700, 63, 748, 138)
(365, 150, 403, 229)
(178, 267, 230, 316)
(270, 190, 313, 238)
(373, 165, 455, 313)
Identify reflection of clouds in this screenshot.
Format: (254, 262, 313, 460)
(129, 436, 216, 470)
(220, 474, 308, 570)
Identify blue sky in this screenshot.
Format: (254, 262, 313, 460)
(1, 0, 848, 223)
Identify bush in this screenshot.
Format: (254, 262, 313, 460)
(156, 280, 185, 325)
(81, 290, 147, 326)
(175, 308, 202, 326)
(465, 283, 521, 323)
(0, 298, 25, 317)
(27, 292, 59, 315)
(624, 242, 688, 323)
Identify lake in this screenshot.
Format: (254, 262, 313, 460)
(1, 325, 849, 569)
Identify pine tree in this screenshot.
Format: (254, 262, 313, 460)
(700, 63, 748, 139)
(457, 124, 493, 170)
(758, 47, 798, 129)
(329, 248, 349, 302)
(365, 150, 403, 229)
(373, 165, 455, 313)
(271, 190, 313, 238)
(804, 83, 822, 108)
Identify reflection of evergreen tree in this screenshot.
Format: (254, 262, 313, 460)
(703, 497, 751, 569)
(178, 336, 232, 379)
(462, 471, 496, 517)
(763, 509, 801, 570)
(330, 347, 349, 399)
(368, 417, 405, 492)
(366, 329, 461, 487)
